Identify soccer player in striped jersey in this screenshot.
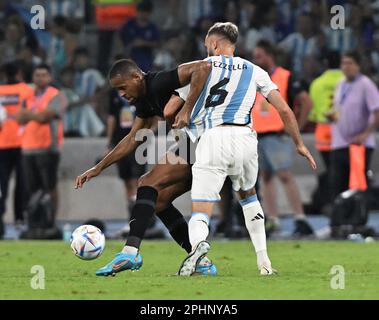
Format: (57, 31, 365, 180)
(172, 22, 317, 276)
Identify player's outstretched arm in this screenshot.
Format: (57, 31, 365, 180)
(267, 89, 317, 170)
(173, 60, 212, 128)
(75, 116, 152, 189)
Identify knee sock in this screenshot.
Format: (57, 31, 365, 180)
(240, 194, 271, 269)
(123, 186, 158, 255)
(156, 204, 192, 253)
(188, 212, 210, 250)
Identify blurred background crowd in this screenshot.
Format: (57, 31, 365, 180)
(1, 0, 379, 240)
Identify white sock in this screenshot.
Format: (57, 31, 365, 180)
(240, 195, 271, 269)
(122, 245, 138, 255)
(188, 212, 210, 250)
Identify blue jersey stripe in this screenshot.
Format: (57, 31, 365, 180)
(190, 58, 213, 123)
(203, 55, 225, 129)
(222, 61, 254, 123)
(207, 55, 233, 129)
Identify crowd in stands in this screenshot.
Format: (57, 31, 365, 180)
(1, 0, 379, 239)
(1, 0, 379, 136)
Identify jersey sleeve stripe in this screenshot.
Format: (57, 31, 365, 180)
(189, 59, 214, 123)
(222, 61, 254, 123)
(204, 55, 225, 129)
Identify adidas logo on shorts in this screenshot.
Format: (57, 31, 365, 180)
(251, 213, 264, 221)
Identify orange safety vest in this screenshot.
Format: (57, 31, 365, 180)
(95, 3, 136, 30)
(252, 67, 290, 133)
(0, 83, 34, 149)
(349, 145, 367, 191)
(22, 86, 63, 151)
(315, 123, 332, 151)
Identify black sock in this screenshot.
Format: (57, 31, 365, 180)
(125, 186, 158, 249)
(127, 199, 136, 218)
(156, 204, 192, 253)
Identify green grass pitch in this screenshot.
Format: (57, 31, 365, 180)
(1, 240, 379, 299)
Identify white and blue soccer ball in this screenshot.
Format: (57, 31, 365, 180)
(70, 225, 105, 260)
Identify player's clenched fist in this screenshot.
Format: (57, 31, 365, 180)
(75, 166, 101, 189)
(172, 108, 190, 129)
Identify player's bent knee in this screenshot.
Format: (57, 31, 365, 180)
(137, 171, 171, 191)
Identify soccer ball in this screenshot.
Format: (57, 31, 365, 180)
(70, 225, 105, 260)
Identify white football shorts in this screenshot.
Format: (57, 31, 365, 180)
(191, 126, 259, 202)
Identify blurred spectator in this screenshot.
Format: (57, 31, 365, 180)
(95, 0, 137, 74)
(16, 64, 64, 232)
(186, 0, 216, 27)
(45, 16, 78, 79)
(21, 0, 85, 26)
(329, 51, 379, 201)
(160, 0, 186, 32)
(302, 55, 323, 85)
(308, 51, 344, 213)
(244, 6, 278, 54)
(192, 16, 215, 59)
(59, 67, 105, 137)
(370, 30, 379, 78)
(238, 0, 257, 34)
(0, 63, 34, 238)
(324, 3, 360, 53)
(220, 1, 250, 56)
(153, 35, 180, 70)
(252, 40, 314, 236)
(372, 0, 379, 25)
(274, 0, 303, 38)
(171, 31, 200, 64)
(0, 18, 28, 65)
(119, 0, 160, 72)
(279, 13, 318, 75)
(72, 47, 108, 125)
(223, 1, 241, 26)
(17, 45, 42, 83)
(0, 2, 16, 41)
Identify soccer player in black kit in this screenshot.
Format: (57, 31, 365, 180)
(75, 58, 217, 276)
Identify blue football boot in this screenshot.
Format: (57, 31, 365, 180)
(96, 252, 142, 276)
(194, 256, 217, 276)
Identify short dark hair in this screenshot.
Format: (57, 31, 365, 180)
(325, 51, 341, 69)
(2, 62, 21, 80)
(34, 63, 51, 73)
(206, 22, 239, 44)
(256, 39, 277, 57)
(343, 50, 361, 66)
(108, 59, 141, 79)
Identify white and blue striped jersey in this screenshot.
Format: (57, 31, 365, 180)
(176, 55, 278, 141)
